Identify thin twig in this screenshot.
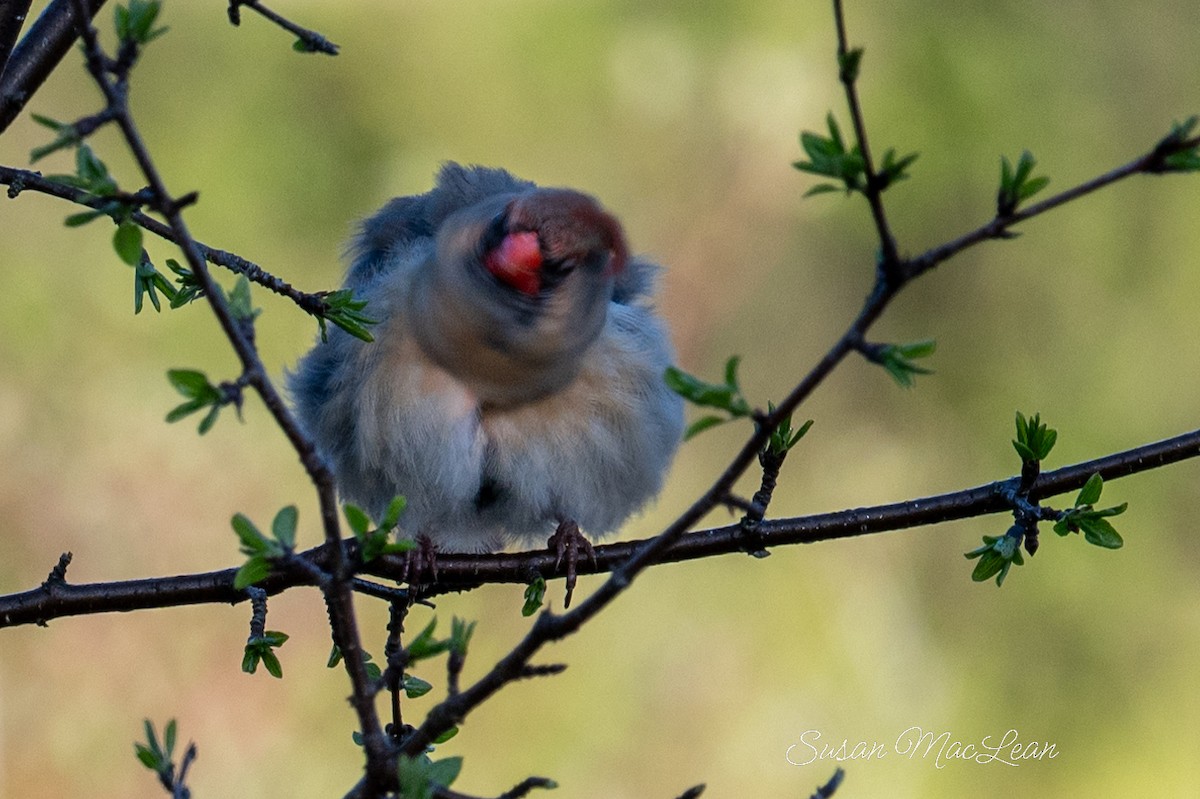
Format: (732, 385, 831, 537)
(0, 164, 336, 317)
(227, 0, 338, 55)
(906, 132, 1200, 279)
(831, 0, 899, 273)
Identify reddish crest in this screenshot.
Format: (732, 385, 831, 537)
(484, 231, 543, 295)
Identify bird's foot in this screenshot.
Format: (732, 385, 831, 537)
(547, 519, 596, 609)
(400, 534, 440, 587)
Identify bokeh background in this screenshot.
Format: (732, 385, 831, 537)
(2, 1, 1200, 796)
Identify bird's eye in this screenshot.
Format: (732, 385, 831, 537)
(480, 208, 509, 253)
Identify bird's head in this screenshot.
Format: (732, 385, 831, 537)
(409, 186, 627, 406)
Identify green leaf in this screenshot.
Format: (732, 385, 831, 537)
(272, 505, 298, 549)
(226, 275, 259, 322)
(232, 512, 267, 554)
(163, 719, 176, 756)
(522, 576, 546, 617)
(167, 368, 214, 397)
(261, 630, 290, 647)
(1076, 473, 1103, 507)
(113, 221, 143, 266)
(319, 288, 378, 342)
(802, 182, 842, 198)
(403, 674, 433, 698)
(407, 619, 450, 661)
(449, 617, 475, 657)
(31, 113, 66, 132)
(327, 643, 343, 668)
(397, 756, 439, 799)
(197, 404, 221, 435)
(663, 365, 749, 415)
(997, 150, 1050, 214)
(1012, 440, 1036, 462)
(343, 504, 372, 538)
(683, 414, 728, 441)
(1078, 516, 1124, 549)
(1012, 411, 1056, 461)
(64, 209, 104, 227)
(143, 719, 160, 758)
(873, 339, 936, 388)
(431, 727, 460, 745)
(135, 744, 158, 770)
(381, 495, 407, 529)
(260, 650, 283, 678)
(838, 47, 864, 82)
(164, 398, 206, 423)
(723, 354, 741, 388)
(234, 556, 271, 589)
(1018, 175, 1050, 201)
(427, 757, 463, 789)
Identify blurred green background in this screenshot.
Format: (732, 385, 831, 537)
(2, 1, 1200, 797)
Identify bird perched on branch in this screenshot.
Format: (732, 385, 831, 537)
(290, 163, 683, 604)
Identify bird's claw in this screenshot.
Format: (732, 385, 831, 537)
(548, 519, 596, 608)
(400, 534, 440, 587)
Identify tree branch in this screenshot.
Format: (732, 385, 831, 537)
(831, 0, 899, 274)
(0, 0, 34, 82)
(0, 0, 106, 134)
(4, 421, 1197, 626)
(907, 132, 1200, 280)
(226, 0, 338, 55)
(0, 164, 349, 321)
(64, 1, 389, 789)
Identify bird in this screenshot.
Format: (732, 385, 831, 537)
(289, 163, 684, 605)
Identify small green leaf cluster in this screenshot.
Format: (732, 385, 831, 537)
(223, 274, 259, 324)
(794, 113, 917, 197)
(965, 526, 1025, 586)
(397, 754, 464, 799)
(319, 288, 376, 342)
(30, 116, 94, 165)
(134, 718, 179, 776)
(870, 339, 936, 388)
(327, 645, 384, 682)
(164, 258, 204, 307)
(967, 414, 1127, 586)
(115, 0, 168, 45)
(231, 506, 297, 590)
(405, 617, 475, 665)
(1152, 116, 1200, 172)
(343, 497, 412, 562)
(664, 356, 751, 440)
(997, 150, 1050, 216)
(243, 630, 289, 678)
(666, 358, 814, 455)
(1053, 473, 1127, 549)
(1012, 411, 1056, 462)
(35, 143, 152, 269)
(522, 575, 547, 616)
(838, 48, 864, 83)
(765, 402, 813, 457)
(165, 369, 227, 434)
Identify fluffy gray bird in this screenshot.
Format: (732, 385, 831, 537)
(290, 164, 683, 603)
